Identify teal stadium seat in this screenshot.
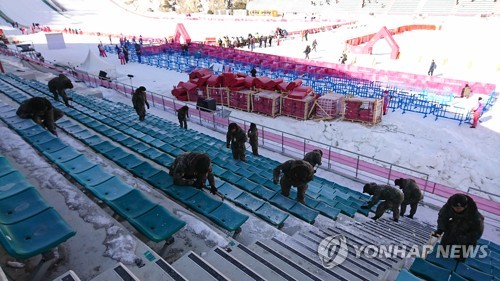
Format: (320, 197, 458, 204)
(206, 203, 249, 232)
(409, 258, 451, 281)
(0, 208, 76, 259)
(449, 272, 468, 281)
(131, 143, 152, 154)
(185, 191, 223, 215)
(114, 154, 143, 169)
(0, 187, 49, 224)
(108, 189, 157, 219)
(0, 172, 31, 199)
(251, 185, 277, 201)
(216, 183, 243, 201)
(289, 202, 319, 224)
(131, 162, 161, 179)
(144, 170, 175, 191)
(425, 250, 458, 271)
(269, 193, 297, 210)
(395, 269, 423, 281)
(128, 205, 186, 243)
(455, 262, 493, 281)
(85, 177, 134, 202)
(73, 166, 114, 187)
(234, 192, 265, 212)
(57, 155, 97, 175)
(254, 203, 289, 227)
(43, 146, 82, 163)
(103, 147, 130, 162)
(235, 177, 259, 192)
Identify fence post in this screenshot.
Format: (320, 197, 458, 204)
(387, 165, 393, 184)
(328, 146, 332, 169)
(355, 155, 360, 178)
(161, 96, 165, 110)
(281, 132, 285, 153)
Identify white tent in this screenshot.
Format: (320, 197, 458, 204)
(77, 49, 117, 79)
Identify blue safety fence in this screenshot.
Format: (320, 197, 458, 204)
(105, 45, 496, 124)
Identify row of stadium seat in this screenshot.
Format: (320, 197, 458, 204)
(0, 154, 75, 259)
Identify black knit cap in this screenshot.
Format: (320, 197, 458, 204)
(450, 194, 468, 208)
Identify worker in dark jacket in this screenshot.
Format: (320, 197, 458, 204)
(177, 105, 189, 129)
(226, 122, 247, 161)
(131, 86, 149, 121)
(48, 74, 74, 106)
(16, 97, 64, 136)
(361, 183, 404, 222)
(433, 194, 484, 261)
(303, 149, 322, 169)
(247, 123, 259, 156)
(273, 160, 314, 204)
(394, 178, 423, 219)
(169, 152, 217, 194)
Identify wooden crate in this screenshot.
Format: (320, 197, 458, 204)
(252, 90, 281, 118)
(228, 89, 255, 112)
(313, 92, 344, 120)
(281, 94, 316, 120)
(206, 86, 230, 106)
(343, 97, 383, 125)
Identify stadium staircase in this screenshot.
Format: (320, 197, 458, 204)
(0, 72, 497, 280)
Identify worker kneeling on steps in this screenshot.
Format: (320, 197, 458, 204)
(169, 152, 217, 194)
(273, 159, 314, 204)
(16, 97, 64, 136)
(361, 183, 403, 222)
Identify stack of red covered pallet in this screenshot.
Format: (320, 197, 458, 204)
(281, 85, 316, 120)
(171, 68, 213, 101)
(252, 91, 281, 117)
(314, 93, 344, 120)
(343, 97, 383, 124)
(225, 73, 255, 112)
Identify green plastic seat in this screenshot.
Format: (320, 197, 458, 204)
(108, 132, 128, 142)
(251, 185, 277, 200)
(185, 191, 223, 215)
(131, 162, 161, 179)
(234, 192, 265, 212)
(254, 203, 289, 227)
(0, 172, 30, 199)
(144, 170, 174, 192)
(92, 141, 118, 154)
(0, 208, 76, 259)
(289, 203, 319, 224)
(395, 269, 422, 281)
(57, 155, 97, 175)
(108, 189, 157, 219)
(409, 258, 451, 281)
(0, 187, 49, 224)
(164, 185, 200, 202)
(206, 203, 249, 232)
(170, 148, 185, 157)
(130, 142, 151, 154)
(465, 257, 492, 274)
(63, 124, 86, 135)
(455, 262, 493, 281)
(86, 177, 134, 202)
(269, 193, 297, 210)
(235, 178, 259, 192)
(81, 135, 105, 147)
(158, 143, 176, 154)
(26, 130, 55, 145)
(0, 158, 14, 177)
(217, 183, 243, 201)
(153, 153, 175, 167)
(73, 166, 114, 187)
(119, 137, 141, 148)
(36, 138, 67, 154)
(128, 205, 186, 243)
(142, 147, 163, 159)
(333, 201, 357, 217)
(115, 154, 143, 169)
(249, 174, 268, 185)
(43, 146, 82, 164)
(17, 124, 46, 137)
(314, 202, 341, 220)
(426, 251, 457, 271)
(102, 147, 129, 162)
(72, 129, 94, 140)
(220, 170, 242, 184)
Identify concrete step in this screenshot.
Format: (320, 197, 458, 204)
(202, 247, 266, 281)
(52, 270, 81, 281)
(228, 243, 298, 281)
(321, 227, 401, 266)
(261, 237, 375, 281)
(289, 231, 388, 280)
(247, 241, 324, 281)
(357, 220, 429, 248)
(90, 262, 140, 281)
(172, 251, 231, 281)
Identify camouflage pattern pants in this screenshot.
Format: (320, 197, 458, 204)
(280, 176, 307, 204)
(374, 201, 400, 221)
(400, 200, 419, 217)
